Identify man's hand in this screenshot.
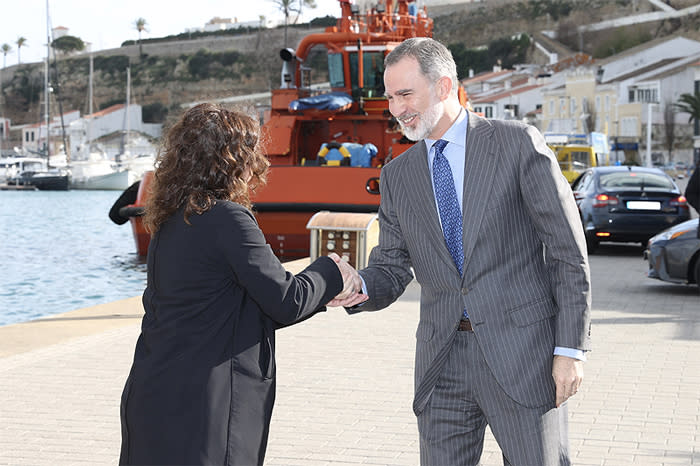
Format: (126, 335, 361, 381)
(552, 355, 584, 408)
(327, 253, 368, 307)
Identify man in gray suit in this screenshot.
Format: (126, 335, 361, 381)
(331, 37, 591, 465)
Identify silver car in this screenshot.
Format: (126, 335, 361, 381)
(645, 219, 700, 291)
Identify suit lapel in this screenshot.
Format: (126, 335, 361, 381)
(403, 142, 456, 271)
(461, 112, 498, 279)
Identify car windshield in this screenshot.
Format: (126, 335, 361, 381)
(599, 172, 674, 191)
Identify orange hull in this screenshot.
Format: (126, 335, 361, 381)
(128, 171, 153, 257)
(253, 165, 381, 260)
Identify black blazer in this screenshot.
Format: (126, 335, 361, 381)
(119, 201, 342, 465)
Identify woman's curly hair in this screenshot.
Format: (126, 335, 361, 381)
(143, 103, 270, 233)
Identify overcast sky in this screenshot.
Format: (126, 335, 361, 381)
(0, 0, 342, 66)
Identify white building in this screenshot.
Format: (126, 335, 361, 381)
(68, 103, 162, 160)
(540, 36, 700, 166)
(186, 16, 274, 34)
(21, 110, 81, 157)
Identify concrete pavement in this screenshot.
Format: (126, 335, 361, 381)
(1, 251, 699, 465)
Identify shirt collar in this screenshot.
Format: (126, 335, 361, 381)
(424, 108, 468, 153)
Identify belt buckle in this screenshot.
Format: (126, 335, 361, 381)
(458, 319, 473, 332)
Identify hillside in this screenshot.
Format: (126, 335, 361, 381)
(2, 0, 700, 135)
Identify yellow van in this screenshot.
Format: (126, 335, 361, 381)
(548, 144, 598, 184)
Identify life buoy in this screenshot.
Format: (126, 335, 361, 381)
(317, 142, 351, 166)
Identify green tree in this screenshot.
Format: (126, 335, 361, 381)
(134, 17, 148, 57)
(16, 37, 27, 64)
(270, 0, 316, 47)
(51, 35, 86, 55)
(1, 43, 12, 68)
(675, 91, 700, 123)
(675, 91, 700, 137)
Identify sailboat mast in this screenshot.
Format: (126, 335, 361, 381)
(87, 52, 93, 151)
(126, 65, 131, 144)
(44, 0, 51, 160)
(89, 53, 93, 116)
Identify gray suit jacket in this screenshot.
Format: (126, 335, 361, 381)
(355, 112, 591, 415)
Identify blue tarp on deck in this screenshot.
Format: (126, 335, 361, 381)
(289, 92, 353, 111)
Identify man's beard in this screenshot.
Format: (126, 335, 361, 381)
(398, 99, 443, 142)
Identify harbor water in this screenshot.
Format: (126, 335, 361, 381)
(0, 190, 147, 326)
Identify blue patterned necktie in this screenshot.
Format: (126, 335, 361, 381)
(433, 140, 468, 320)
(432, 139, 463, 276)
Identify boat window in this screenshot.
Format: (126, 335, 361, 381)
(349, 52, 385, 98)
(23, 161, 44, 171)
(328, 53, 345, 88)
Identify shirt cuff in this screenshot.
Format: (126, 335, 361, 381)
(360, 276, 368, 295)
(554, 347, 586, 361)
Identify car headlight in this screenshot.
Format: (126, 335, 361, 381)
(668, 228, 695, 240)
(651, 228, 694, 244)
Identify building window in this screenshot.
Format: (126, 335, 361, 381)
(621, 117, 638, 137)
(484, 106, 493, 118)
(628, 85, 659, 103)
(605, 95, 610, 112)
(595, 95, 601, 113)
(549, 99, 554, 115)
(570, 97, 577, 116)
(559, 98, 566, 114)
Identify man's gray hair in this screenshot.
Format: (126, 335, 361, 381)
(385, 37, 459, 93)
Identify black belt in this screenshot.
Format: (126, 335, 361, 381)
(458, 318, 473, 332)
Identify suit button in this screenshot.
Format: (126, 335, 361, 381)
(461, 287, 468, 295)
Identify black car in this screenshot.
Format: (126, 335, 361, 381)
(571, 166, 691, 253)
(645, 219, 700, 291)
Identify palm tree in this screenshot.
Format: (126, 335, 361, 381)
(675, 91, 700, 136)
(1, 43, 11, 68)
(16, 37, 27, 64)
(675, 91, 700, 123)
(134, 17, 148, 57)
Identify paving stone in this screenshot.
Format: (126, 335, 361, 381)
(1, 250, 699, 465)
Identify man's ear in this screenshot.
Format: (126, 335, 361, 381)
(437, 76, 452, 101)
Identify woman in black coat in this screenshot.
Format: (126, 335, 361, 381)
(119, 103, 350, 465)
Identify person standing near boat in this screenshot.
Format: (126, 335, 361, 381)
(331, 37, 591, 465)
(118, 103, 356, 466)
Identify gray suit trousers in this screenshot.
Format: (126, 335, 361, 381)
(417, 331, 570, 466)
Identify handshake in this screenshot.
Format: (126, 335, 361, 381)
(328, 253, 370, 307)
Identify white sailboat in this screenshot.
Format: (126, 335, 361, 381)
(70, 65, 155, 190)
(27, 0, 70, 191)
(114, 66, 155, 186)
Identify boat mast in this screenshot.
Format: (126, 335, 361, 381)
(126, 65, 130, 147)
(120, 66, 131, 160)
(87, 52, 93, 151)
(44, 0, 51, 164)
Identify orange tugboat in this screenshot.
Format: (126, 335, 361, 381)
(117, 0, 468, 259)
